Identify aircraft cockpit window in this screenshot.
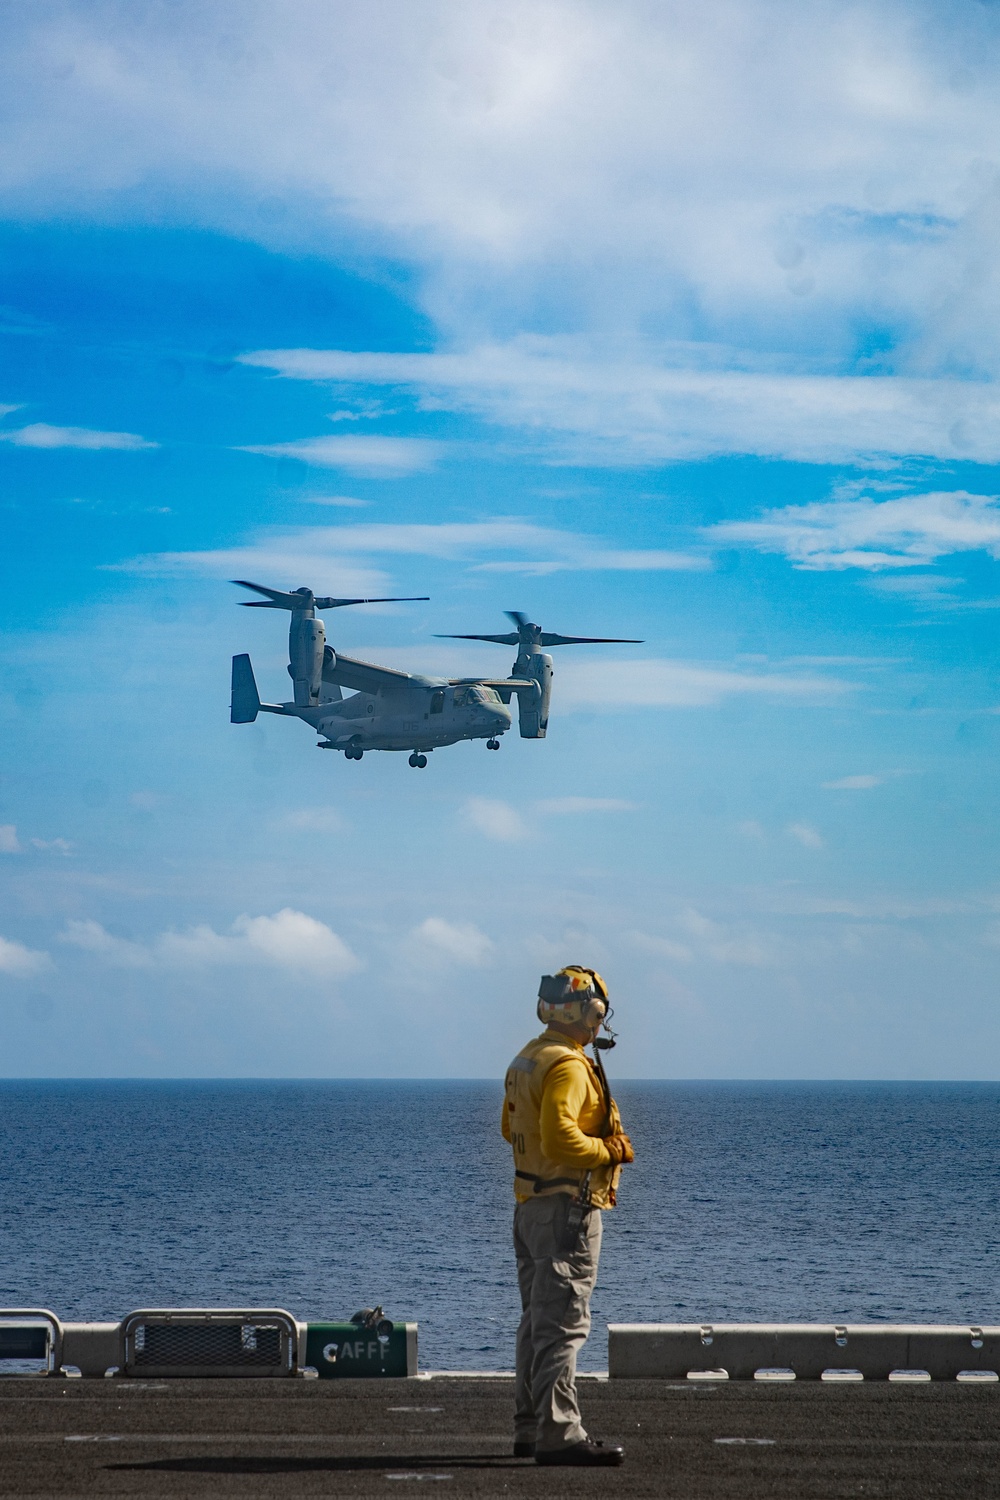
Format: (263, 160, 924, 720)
(430, 690, 445, 714)
(457, 685, 494, 706)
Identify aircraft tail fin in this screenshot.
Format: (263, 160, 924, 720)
(231, 653, 261, 723)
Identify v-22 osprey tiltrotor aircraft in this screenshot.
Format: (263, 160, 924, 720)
(229, 580, 642, 767)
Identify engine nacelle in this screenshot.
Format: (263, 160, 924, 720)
(516, 652, 553, 738)
(288, 614, 326, 705)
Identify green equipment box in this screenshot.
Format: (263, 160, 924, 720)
(305, 1322, 417, 1378)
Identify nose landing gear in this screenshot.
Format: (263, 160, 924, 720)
(486, 738, 501, 750)
(408, 752, 428, 768)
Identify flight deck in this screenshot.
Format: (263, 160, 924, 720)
(1, 1374, 997, 1497)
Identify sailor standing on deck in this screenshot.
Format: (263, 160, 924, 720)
(501, 966, 634, 1467)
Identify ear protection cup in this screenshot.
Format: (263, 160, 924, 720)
(579, 996, 607, 1029)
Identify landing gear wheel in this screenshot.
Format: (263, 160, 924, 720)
(346, 746, 363, 760)
(408, 753, 419, 767)
(416, 754, 428, 768)
(487, 738, 500, 750)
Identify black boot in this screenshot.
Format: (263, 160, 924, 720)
(536, 1439, 624, 1466)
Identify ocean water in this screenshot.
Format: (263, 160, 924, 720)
(1, 1080, 998, 1371)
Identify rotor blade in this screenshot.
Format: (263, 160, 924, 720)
(315, 596, 429, 609)
(233, 579, 312, 609)
(539, 633, 644, 646)
(434, 632, 520, 645)
(505, 610, 531, 631)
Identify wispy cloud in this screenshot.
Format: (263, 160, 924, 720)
(707, 491, 1000, 571)
(302, 494, 371, 508)
(787, 822, 825, 849)
(276, 808, 346, 833)
(0, 423, 157, 450)
(411, 916, 494, 966)
(127, 518, 704, 579)
(534, 797, 638, 814)
(238, 435, 442, 475)
(0, 934, 52, 978)
(8, 3, 1000, 415)
(241, 345, 1000, 465)
(60, 909, 360, 977)
(822, 775, 882, 790)
(0, 825, 21, 854)
(461, 797, 529, 842)
(557, 658, 852, 709)
(594, 917, 787, 970)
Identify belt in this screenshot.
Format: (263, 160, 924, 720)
(515, 1169, 583, 1193)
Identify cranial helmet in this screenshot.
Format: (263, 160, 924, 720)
(537, 965, 609, 1030)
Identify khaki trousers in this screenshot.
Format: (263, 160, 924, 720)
(513, 1194, 603, 1452)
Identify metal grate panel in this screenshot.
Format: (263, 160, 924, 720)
(133, 1322, 282, 1367)
(120, 1309, 297, 1378)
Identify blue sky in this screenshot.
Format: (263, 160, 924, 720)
(4, 0, 1000, 1077)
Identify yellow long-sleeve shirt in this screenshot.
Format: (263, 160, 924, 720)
(501, 1029, 623, 1206)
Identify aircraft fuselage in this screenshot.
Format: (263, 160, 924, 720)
(297, 681, 511, 753)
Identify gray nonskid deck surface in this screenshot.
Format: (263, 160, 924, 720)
(0, 1377, 997, 1498)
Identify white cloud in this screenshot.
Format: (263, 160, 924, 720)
(303, 494, 371, 508)
(412, 916, 494, 965)
(277, 807, 346, 833)
(823, 774, 882, 790)
(60, 909, 360, 977)
(0, 423, 157, 450)
(677, 908, 774, 966)
(8, 5, 1000, 459)
(869, 573, 966, 604)
(129, 791, 165, 810)
(0, 934, 52, 978)
(708, 491, 1000, 571)
(231, 910, 359, 972)
(0, 824, 72, 853)
(737, 819, 767, 841)
(130, 517, 703, 579)
(461, 796, 529, 842)
(242, 345, 1000, 465)
(787, 822, 825, 849)
(238, 435, 443, 475)
(534, 797, 638, 814)
(4, 3, 998, 362)
(628, 930, 695, 964)
(557, 658, 852, 709)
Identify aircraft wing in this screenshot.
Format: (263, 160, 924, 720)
(448, 677, 540, 695)
(448, 677, 541, 705)
(324, 653, 439, 694)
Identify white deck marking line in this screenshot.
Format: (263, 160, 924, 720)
(714, 1437, 777, 1445)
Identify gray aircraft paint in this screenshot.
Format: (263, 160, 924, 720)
(229, 582, 642, 766)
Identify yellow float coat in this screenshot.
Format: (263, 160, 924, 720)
(501, 1028, 623, 1208)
